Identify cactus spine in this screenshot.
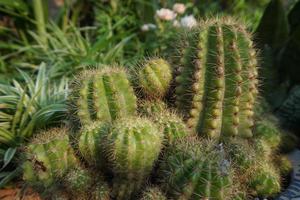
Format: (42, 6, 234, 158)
(137, 58, 172, 98)
(161, 138, 234, 200)
(106, 117, 163, 199)
(175, 17, 258, 139)
(69, 67, 137, 125)
(22, 128, 78, 192)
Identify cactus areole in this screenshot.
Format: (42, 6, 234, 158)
(175, 18, 258, 140)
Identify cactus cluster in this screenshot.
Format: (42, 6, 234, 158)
(20, 17, 292, 200)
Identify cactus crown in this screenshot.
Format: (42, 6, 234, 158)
(174, 17, 258, 140)
(69, 66, 137, 125)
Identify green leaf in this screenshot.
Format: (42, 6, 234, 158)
(255, 0, 289, 50)
(0, 148, 16, 171)
(0, 167, 21, 188)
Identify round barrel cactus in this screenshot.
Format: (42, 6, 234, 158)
(139, 100, 191, 144)
(69, 67, 137, 125)
(106, 117, 163, 199)
(78, 121, 110, 167)
(174, 17, 258, 139)
(22, 128, 78, 192)
(160, 137, 235, 200)
(141, 187, 167, 200)
(136, 58, 172, 98)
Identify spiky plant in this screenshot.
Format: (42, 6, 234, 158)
(174, 17, 258, 139)
(77, 121, 110, 167)
(22, 128, 78, 194)
(106, 117, 163, 200)
(140, 187, 167, 200)
(63, 167, 110, 200)
(139, 100, 191, 144)
(248, 163, 281, 197)
(0, 63, 68, 148)
(160, 137, 235, 200)
(69, 67, 137, 126)
(135, 58, 172, 99)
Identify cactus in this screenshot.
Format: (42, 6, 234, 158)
(63, 167, 110, 200)
(136, 58, 172, 99)
(69, 67, 137, 125)
(92, 182, 111, 200)
(138, 100, 168, 117)
(140, 187, 167, 200)
(174, 17, 258, 139)
(139, 100, 191, 144)
(78, 121, 110, 167)
(254, 118, 281, 149)
(22, 128, 78, 193)
(105, 117, 163, 199)
(63, 167, 93, 199)
(248, 163, 281, 197)
(275, 155, 292, 177)
(160, 137, 235, 200)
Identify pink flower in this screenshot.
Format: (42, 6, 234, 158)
(173, 3, 186, 14)
(156, 8, 177, 21)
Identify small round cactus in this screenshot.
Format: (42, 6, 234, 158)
(63, 167, 93, 198)
(78, 121, 110, 167)
(136, 58, 172, 98)
(138, 100, 168, 117)
(69, 67, 137, 125)
(140, 187, 167, 200)
(254, 118, 281, 149)
(249, 163, 281, 197)
(106, 117, 163, 199)
(174, 17, 258, 139)
(139, 100, 191, 144)
(22, 128, 78, 192)
(275, 155, 292, 177)
(160, 137, 235, 200)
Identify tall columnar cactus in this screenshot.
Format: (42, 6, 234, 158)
(161, 138, 234, 200)
(69, 67, 137, 125)
(78, 121, 110, 167)
(136, 58, 172, 99)
(174, 17, 258, 139)
(105, 117, 163, 199)
(22, 128, 78, 192)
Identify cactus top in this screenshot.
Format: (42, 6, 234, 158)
(174, 17, 258, 140)
(69, 67, 137, 125)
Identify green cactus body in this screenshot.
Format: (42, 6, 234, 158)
(254, 118, 281, 149)
(70, 67, 137, 125)
(249, 164, 281, 197)
(92, 182, 111, 200)
(275, 155, 292, 177)
(161, 138, 234, 200)
(141, 187, 167, 200)
(139, 100, 191, 144)
(22, 128, 78, 191)
(106, 117, 163, 199)
(78, 121, 110, 167)
(137, 58, 172, 98)
(174, 18, 258, 139)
